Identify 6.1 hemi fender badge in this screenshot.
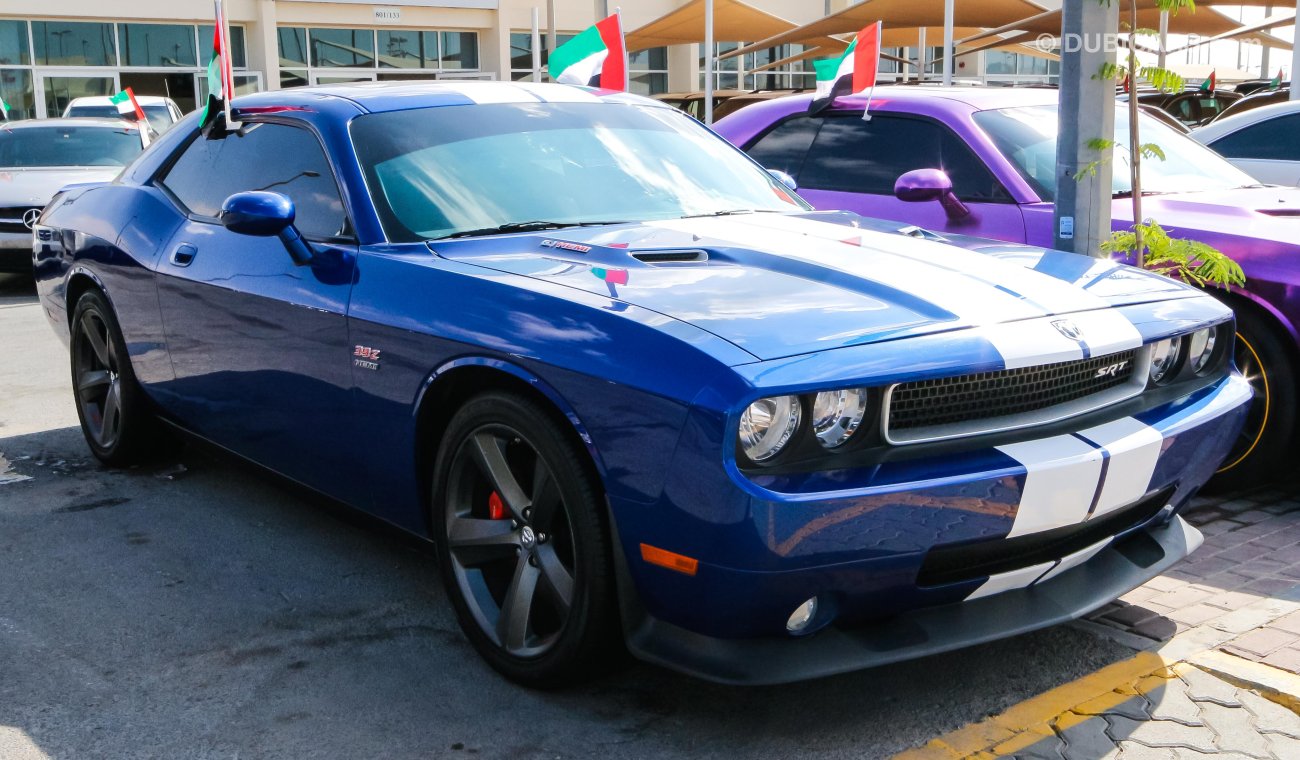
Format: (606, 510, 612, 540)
(353, 345, 382, 371)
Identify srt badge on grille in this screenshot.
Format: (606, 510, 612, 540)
(1095, 360, 1129, 378)
(1051, 318, 1083, 341)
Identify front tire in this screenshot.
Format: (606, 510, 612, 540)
(431, 391, 619, 687)
(69, 289, 159, 466)
(1210, 307, 1298, 491)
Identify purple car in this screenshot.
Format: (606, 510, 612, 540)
(716, 86, 1299, 489)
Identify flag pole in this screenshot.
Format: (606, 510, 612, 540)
(616, 6, 627, 92)
(863, 21, 882, 121)
(216, 0, 238, 128)
(531, 7, 542, 82)
(704, 0, 714, 125)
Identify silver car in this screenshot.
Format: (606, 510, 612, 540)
(0, 118, 146, 272)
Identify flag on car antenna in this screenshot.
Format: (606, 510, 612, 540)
(548, 13, 627, 91)
(109, 88, 146, 122)
(809, 21, 882, 120)
(1270, 69, 1283, 90)
(199, 0, 239, 135)
(1199, 70, 1216, 92)
(0, 96, 9, 120)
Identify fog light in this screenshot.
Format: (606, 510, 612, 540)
(786, 597, 818, 633)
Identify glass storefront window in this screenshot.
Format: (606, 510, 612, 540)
(279, 27, 308, 67)
(0, 20, 29, 67)
(378, 30, 424, 68)
(280, 69, 308, 89)
(0, 69, 34, 120)
(629, 73, 667, 95)
(42, 76, 115, 115)
(440, 31, 477, 69)
(198, 25, 247, 69)
(119, 23, 196, 67)
(630, 47, 666, 72)
(33, 22, 116, 67)
(311, 28, 375, 68)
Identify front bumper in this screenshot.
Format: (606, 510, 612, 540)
(0, 231, 32, 272)
(616, 373, 1250, 682)
(627, 515, 1200, 685)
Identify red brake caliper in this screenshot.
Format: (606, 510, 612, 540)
(487, 491, 507, 520)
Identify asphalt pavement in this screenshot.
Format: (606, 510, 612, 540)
(0, 271, 1292, 760)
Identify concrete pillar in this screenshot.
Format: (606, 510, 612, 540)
(253, 0, 278, 90)
(1292, 0, 1300, 99)
(1054, 0, 1119, 255)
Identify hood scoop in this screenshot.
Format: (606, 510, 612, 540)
(631, 249, 709, 264)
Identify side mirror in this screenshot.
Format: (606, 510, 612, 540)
(894, 168, 971, 220)
(767, 169, 798, 191)
(220, 191, 313, 265)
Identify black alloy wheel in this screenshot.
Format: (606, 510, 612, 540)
(1210, 309, 1298, 491)
(433, 392, 618, 687)
(69, 290, 158, 465)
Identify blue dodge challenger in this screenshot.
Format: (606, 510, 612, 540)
(34, 82, 1250, 686)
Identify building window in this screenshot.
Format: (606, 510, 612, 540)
(377, 30, 427, 68)
(0, 68, 34, 120)
(509, 32, 575, 81)
(311, 28, 375, 68)
(441, 31, 478, 70)
(119, 24, 197, 68)
(0, 20, 29, 66)
(279, 27, 308, 67)
(629, 46, 668, 94)
(198, 25, 246, 69)
(32, 21, 116, 67)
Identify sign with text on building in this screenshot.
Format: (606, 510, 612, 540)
(373, 7, 402, 23)
(278, 0, 498, 8)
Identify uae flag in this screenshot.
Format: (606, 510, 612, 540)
(548, 13, 627, 90)
(199, 0, 237, 134)
(109, 88, 146, 122)
(0, 96, 9, 120)
(810, 21, 882, 118)
(1270, 69, 1283, 90)
(1199, 70, 1217, 92)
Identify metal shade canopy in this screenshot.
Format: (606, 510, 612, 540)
(625, 0, 846, 52)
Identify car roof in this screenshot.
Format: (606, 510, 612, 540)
(67, 95, 176, 107)
(760, 85, 1061, 113)
(233, 81, 667, 115)
(1194, 98, 1300, 141)
(0, 117, 141, 131)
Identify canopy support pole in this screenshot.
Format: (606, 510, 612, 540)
(942, 0, 954, 85)
(1261, 3, 1272, 78)
(1158, 10, 1169, 70)
(704, 0, 714, 125)
(1292, 0, 1299, 99)
(917, 27, 927, 82)
(531, 7, 542, 82)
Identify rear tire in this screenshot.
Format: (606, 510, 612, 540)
(69, 289, 160, 466)
(1209, 307, 1297, 491)
(431, 391, 619, 687)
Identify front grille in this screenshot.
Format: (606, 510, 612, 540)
(886, 349, 1139, 439)
(0, 206, 41, 235)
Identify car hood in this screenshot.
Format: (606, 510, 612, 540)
(434, 212, 1193, 361)
(1114, 185, 1300, 242)
(0, 167, 121, 206)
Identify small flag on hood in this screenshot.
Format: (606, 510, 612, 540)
(810, 21, 882, 119)
(1270, 69, 1283, 90)
(199, 0, 237, 134)
(1199, 70, 1216, 92)
(109, 88, 146, 122)
(0, 96, 9, 120)
(548, 13, 627, 91)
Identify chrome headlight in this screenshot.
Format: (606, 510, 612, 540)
(1188, 326, 1217, 374)
(1149, 337, 1182, 384)
(811, 388, 869, 448)
(739, 395, 801, 462)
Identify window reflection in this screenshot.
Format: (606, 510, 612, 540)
(32, 21, 116, 67)
(119, 24, 196, 67)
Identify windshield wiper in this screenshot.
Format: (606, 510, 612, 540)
(679, 209, 784, 219)
(438, 220, 629, 240)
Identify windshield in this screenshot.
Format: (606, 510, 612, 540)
(66, 104, 174, 132)
(350, 101, 810, 242)
(0, 125, 143, 168)
(973, 104, 1256, 201)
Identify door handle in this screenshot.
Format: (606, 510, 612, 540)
(170, 243, 197, 267)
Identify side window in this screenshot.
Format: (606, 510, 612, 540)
(798, 115, 1011, 202)
(1211, 114, 1300, 161)
(744, 116, 819, 181)
(159, 122, 349, 240)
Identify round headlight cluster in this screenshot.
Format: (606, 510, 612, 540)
(1188, 326, 1218, 374)
(811, 389, 869, 449)
(1149, 337, 1182, 384)
(739, 395, 801, 462)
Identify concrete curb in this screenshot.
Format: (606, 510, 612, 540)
(1191, 649, 1300, 714)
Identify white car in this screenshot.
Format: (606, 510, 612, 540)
(1194, 100, 1300, 186)
(0, 119, 147, 272)
(63, 95, 183, 134)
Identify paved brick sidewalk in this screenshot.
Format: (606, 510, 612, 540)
(1089, 481, 1300, 678)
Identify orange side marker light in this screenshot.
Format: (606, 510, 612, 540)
(640, 543, 699, 576)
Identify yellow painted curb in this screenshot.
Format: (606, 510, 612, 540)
(892, 652, 1173, 759)
(1189, 650, 1300, 715)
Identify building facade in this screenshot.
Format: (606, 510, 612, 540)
(0, 0, 1054, 120)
